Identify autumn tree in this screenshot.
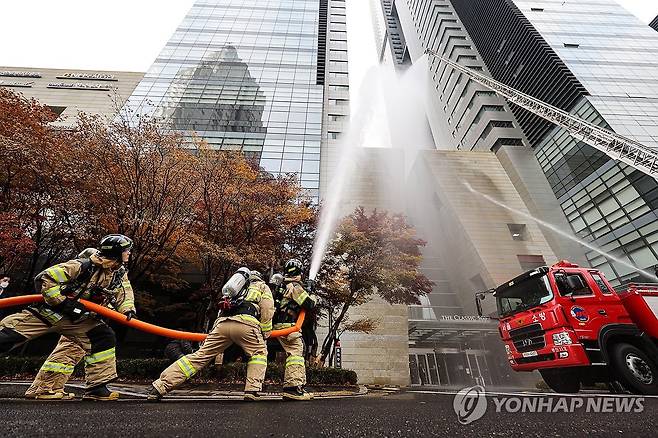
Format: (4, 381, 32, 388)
(0, 89, 202, 295)
(71, 113, 201, 286)
(191, 144, 315, 327)
(315, 207, 433, 364)
(0, 89, 87, 284)
(0, 88, 317, 332)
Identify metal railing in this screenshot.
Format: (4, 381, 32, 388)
(425, 49, 658, 179)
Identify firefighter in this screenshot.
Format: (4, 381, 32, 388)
(148, 268, 274, 401)
(273, 258, 317, 401)
(24, 247, 137, 400)
(0, 234, 134, 401)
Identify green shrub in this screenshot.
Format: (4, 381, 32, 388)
(0, 356, 357, 386)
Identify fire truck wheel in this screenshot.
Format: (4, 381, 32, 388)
(610, 343, 658, 395)
(539, 369, 580, 394)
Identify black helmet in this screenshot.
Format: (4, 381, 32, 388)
(99, 234, 133, 260)
(284, 258, 303, 277)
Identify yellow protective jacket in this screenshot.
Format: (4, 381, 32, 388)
(34, 253, 135, 324)
(220, 276, 274, 337)
(273, 275, 316, 329)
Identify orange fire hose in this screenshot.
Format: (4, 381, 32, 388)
(0, 295, 304, 341)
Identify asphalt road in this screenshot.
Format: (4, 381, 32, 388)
(0, 388, 656, 437)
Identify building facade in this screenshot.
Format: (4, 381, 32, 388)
(119, 0, 352, 199)
(122, 0, 336, 199)
(447, 0, 658, 286)
(0, 67, 143, 127)
(385, 0, 583, 266)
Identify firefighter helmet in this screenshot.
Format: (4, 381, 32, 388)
(269, 273, 284, 287)
(284, 258, 303, 277)
(250, 270, 263, 280)
(99, 234, 133, 260)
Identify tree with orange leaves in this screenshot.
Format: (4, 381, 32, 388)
(0, 89, 84, 284)
(191, 144, 315, 328)
(315, 207, 434, 365)
(70, 113, 201, 287)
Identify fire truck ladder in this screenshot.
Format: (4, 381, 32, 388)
(424, 48, 658, 179)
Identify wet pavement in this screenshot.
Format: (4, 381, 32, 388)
(0, 384, 656, 437)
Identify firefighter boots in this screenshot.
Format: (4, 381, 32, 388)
(82, 384, 119, 401)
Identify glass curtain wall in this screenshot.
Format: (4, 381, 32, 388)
(122, 0, 324, 197)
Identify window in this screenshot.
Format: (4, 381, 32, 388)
(554, 273, 594, 297)
(494, 138, 524, 148)
(328, 131, 340, 139)
(507, 224, 527, 241)
(517, 254, 546, 271)
(564, 43, 580, 48)
(47, 106, 67, 117)
(590, 272, 613, 295)
(491, 120, 513, 128)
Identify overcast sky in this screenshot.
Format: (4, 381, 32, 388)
(0, 0, 655, 88)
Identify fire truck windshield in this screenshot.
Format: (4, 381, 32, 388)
(496, 274, 553, 317)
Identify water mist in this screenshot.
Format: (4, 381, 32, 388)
(464, 181, 658, 282)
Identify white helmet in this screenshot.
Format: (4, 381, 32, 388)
(269, 273, 284, 287)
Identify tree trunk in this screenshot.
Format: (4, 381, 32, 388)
(320, 297, 352, 364)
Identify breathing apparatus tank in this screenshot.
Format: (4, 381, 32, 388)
(222, 267, 251, 299)
(219, 267, 251, 313)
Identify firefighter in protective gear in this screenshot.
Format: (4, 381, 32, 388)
(0, 234, 134, 401)
(148, 268, 274, 401)
(24, 247, 137, 400)
(273, 258, 317, 401)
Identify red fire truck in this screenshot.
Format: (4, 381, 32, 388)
(476, 261, 658, 394)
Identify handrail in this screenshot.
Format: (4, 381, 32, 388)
(425, 48, 658, 179)
(0, 295, 304, 340)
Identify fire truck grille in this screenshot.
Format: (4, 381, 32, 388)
(509, 323, 546, 352)
(516, 353, 555, 364)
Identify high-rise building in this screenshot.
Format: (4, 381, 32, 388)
(367, 0, 658, 387)
(384, 0, 583, 267)
(385, 0, 658, 286)
(122, 0, 345, 199)
(446, 0, 658, 285)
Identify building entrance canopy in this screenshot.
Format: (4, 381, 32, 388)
(408, 313, 499, 344)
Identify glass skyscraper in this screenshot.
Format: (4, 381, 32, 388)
(122, 0, 326, 198)
(446, 0, 658, 285)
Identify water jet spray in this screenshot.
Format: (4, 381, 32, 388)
(463, 181, 658, 282)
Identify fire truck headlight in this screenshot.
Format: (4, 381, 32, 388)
(552, 331, 573, 346)
(505, 344, 511, 354)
